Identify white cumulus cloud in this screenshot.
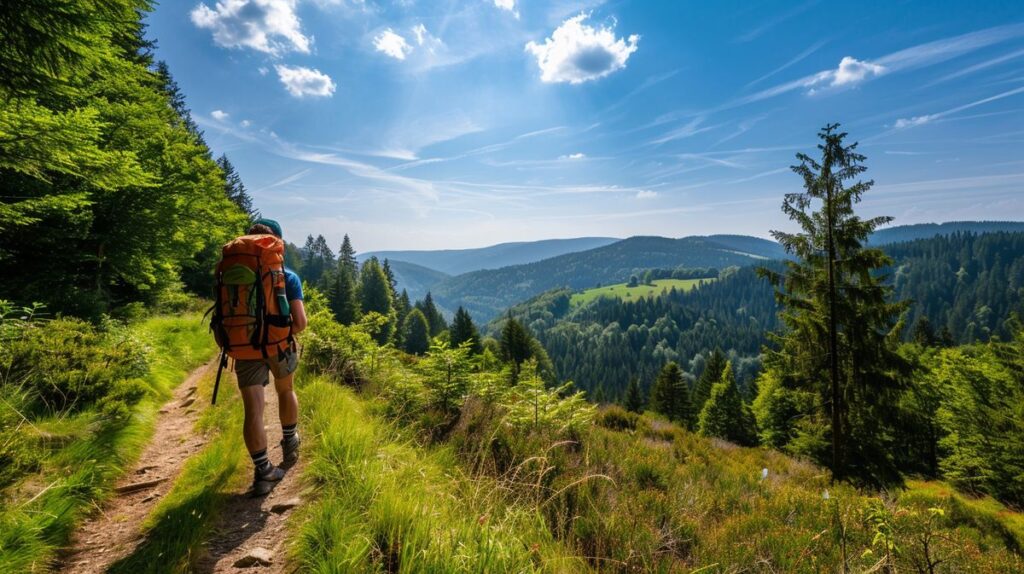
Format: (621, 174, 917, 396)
(525, 13, 639, 84)
(805, 56, 886, 92)
(493, 0, 518, 18)
(190, 0, 311, 55)
(894, 115, 935, 129)
(275, 64, 336, 97)
(211, 109, 230, 121)
(636, 190, 658, 199)
(374, 28, 413, 60)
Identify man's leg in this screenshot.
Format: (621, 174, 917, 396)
(270, 349, 300, 464)
(239, 384, 267, 453)
(236, 359, 285, 495)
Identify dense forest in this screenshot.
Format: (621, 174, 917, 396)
(493, 231, 1024, 401)
(0, 0, 253, 318)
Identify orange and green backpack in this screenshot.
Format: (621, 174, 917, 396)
(208, 233, 294, 402)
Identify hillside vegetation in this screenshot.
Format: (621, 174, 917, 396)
(286, 294, 1024, 572)
(570, 278, 713, 306)
(432, 235, 781, 322)
(501, 231, 1024, 401)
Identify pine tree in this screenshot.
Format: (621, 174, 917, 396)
(450, 306, 482, 354)
(382, 258, 398, 295)
(402, 308, 430, 355)
(759, 124, 909, 484)
(328, 263, 360, 325)
(417, 292, 447, 335)
(649, 362, 693, 428)
(216, 154, 256, 219)
(912, 316, 937, 346)
(500, 315, 533, 382)
(338, 234, 358, 279)
(393, 289, 412, 345)
(359, 258, 393, 316)
(697, 362, 758, 446)
(693, 349, 726, 413)
(623, 376, 645, 413)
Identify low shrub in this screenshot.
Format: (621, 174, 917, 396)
(596, 405, 639, 431)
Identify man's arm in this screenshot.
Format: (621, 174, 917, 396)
(290, 299, 307, 334)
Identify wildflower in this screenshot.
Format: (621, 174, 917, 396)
(822, 489, 830, 500)
(760, 467, 768, 480)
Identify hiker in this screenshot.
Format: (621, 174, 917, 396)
(212, 218, 307, 496)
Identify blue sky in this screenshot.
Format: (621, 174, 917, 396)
(148, 0, 1024, 251)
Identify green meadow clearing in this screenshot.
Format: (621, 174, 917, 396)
(571, 278, 715, 306)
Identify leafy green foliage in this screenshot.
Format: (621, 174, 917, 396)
(420, 340, 473, 413)
(933, 333, 1024, 507)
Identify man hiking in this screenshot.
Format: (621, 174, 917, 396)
(212, 218, 307, 496)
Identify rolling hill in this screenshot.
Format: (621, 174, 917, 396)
(431, 235, 781, 322)
(386, 259, 450, 303)
(361, 236, 619, 275)
(870, 221, 1024, 244)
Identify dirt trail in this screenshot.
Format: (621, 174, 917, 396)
(64, 360, 217, 573)
(193, 376, 307, 573)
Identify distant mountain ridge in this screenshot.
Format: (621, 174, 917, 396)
(360, 237, 619, 276)
(386, 260, 450, 303)
(430, 235, 782, 322)
(870, 221, 1024, 245)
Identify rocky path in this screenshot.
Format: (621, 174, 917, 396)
(63, 361, 307, 573)
(194, 377, 307, 573)
(64, 360, 216, 573)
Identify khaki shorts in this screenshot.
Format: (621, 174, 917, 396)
(235, 348, 299, 388)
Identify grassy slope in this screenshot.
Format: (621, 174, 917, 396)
(0, 315, 216, 572)
(292, 376, 586, 573)
(289, 374, 1024, 572)
(570, 278, 714, 306)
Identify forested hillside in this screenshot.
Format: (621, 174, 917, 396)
(0, 1, 251, 317)
(361, 236, 619, 275)
(498, 231, 1024, 401)
(870, 221, 1024, 245)
(432, 235, 782, 322)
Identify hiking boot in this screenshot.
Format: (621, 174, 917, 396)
(281, 434, 300, 466)
(251, 465, 285, 497)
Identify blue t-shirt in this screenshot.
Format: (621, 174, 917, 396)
(284, 268, 303, 302)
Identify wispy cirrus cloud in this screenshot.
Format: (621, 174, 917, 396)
(735, 0, 818, 43)
(894, 85, 1024, 130)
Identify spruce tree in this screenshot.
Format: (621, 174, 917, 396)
(402, 308, 430, 355)
(649, 362, 693, 428)
(450, 306, 482, 354)
(417, 292, 447, 335)
(693, 349, 726, 413)
(623, 377, 645, 413)
(697, 362, 758, 446)
(382, 258, 398, 295)
(500, 315, 533, 382)
(338, 234, 358, 279)
(759, 124, 909, 484)
(359, 258, 393, 316)
(216, 154, 256, 219)
(328, 263, 360, 325)
(393, 289, 412, 345)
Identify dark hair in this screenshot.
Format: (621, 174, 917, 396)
(248, 223, 275, 235)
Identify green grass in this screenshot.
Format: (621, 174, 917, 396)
(107, 365, 246, 574)
(570, 278, 714, 306)
(0, 315, 216, 573)
(292, 376, 586, 573)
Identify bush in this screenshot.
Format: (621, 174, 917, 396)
(2, 317, 151, 415)
(596, 405, 638, 431)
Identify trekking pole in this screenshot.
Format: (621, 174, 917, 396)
(212, 349, 227, 405)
